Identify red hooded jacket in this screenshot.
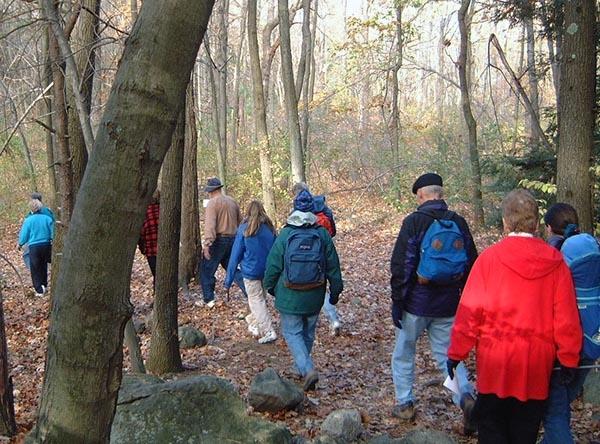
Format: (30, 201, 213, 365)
(448, 236, 582, 401)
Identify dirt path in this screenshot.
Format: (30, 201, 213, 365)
(0, 194, 598, 442)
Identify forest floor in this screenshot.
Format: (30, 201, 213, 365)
(0, 191, 599, 443)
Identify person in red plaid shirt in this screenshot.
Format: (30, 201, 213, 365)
(139, 190, 160, 286)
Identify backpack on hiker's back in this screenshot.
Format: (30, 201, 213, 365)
(561, 233, 600, 360)
(313, 195, 336, 237)
(284, 227, 326, 290)
(416, 211, 468, 285)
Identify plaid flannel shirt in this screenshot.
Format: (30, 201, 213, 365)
(139, 203, 160, 257)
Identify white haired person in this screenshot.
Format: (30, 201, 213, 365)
(18, 199, 54, 295)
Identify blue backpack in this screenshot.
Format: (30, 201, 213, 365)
(284, 228, 326, 290)
(561, 234, 600, 360)
(416, 211, 468, 285)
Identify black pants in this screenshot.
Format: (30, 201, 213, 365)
(29, 243, 51, 294)
(146, 256, 156, 288)
(474, 393, 546, 444)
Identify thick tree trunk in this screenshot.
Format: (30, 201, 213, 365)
(278, 0, 305, 184)
(248, 0, 276, 218)
(179, 83, 201, 295)
(67, 0, 100, 194)
(557, 0, 596, 232)
(458, 0, 484, 226)
(0, 288, 16, 436)
(29, 1, 214, 442)
(43, 33, 57, 203)
(147, 111, 185, 375)
(524, 14, 540, 144)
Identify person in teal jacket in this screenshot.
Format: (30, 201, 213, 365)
(263, 199, 343, 392)
(22, 192, 54, 270)
(18, 198, 54, 295)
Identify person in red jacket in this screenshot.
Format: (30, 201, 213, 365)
(139, 190, 160, 287)
(447, 189, 582, 444)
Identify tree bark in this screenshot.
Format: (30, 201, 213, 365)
(295, 0, 310, 98)
(248, 0, 276, 218)
(0, 288, 16, 436)
(214, 0, 229, 185)
(179, 83, 201, 295)
(67, 0, 100, 194)
(43, 31, 57, 204)
(458, 0, 484, 226)
(557, 0, 596, 232)
(29, 1, 214, 441)
(147, 110, 185, 375)
(231, 4, 247, 152)
(123, 318, 145, 373)
(278, 0, 305, 184)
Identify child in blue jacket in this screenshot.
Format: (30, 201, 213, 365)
(225, 200, 277, 343)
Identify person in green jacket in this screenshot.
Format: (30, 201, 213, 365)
(263, 190, 343, 391)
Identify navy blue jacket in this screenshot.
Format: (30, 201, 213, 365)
(225, 222, 276, 288)
(390, 199, 477, 317)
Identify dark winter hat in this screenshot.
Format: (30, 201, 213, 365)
(31, 192, 43, 201)
(293, 189, 314, 212)
(412, 173, 443, 194)
(204, 177, 224, 193)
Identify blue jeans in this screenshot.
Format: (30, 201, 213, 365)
(322, 290, 340, 324)
(199, 236, 246, 303)
(541, 360, 592, 444)
(280, 312, 319, 376)
(391, 311, 473, 406)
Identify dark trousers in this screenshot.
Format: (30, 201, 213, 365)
(29, 243, 51, 293)
(146, 256, 156, 288)
(474, 393, 546, 444)
(198, 236, 246, 303)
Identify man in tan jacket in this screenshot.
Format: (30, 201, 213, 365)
(199, 177, 246, 307)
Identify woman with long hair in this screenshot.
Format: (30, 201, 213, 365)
(225, 200, 277, 343)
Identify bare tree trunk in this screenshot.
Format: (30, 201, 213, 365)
(295, 0, 310, 97)
(524, 13, 540, 143)
(123, 317, 145, 373)
(214, 0, 229, 185)
(231, 4, 247, 152)
(308, 0, 318, 103)
(43, 32, 57, 203)
(390, 3, 403, 168)
(67, 0, 100, 194)
(557, 0, 596, 232)
(248, 0, 276, 217)
(0, 288, 16, 436)
(511, 26, 526, 153)
(30, 1, 214, 441)
(179, 83, 201, 295)
(299, 0, 312, 160)
(278, 0, 305, 183)
(436, 17, 447, 124)
(147, 111, 185, 375)
(458, 0, 484, 226)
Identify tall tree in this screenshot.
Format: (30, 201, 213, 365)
(523, 3, 540, 144)
(278, 0, 305, 184)
(231, 5, 247, 152)
(179, 83, 201, 295)
(213, 0, 229, 184)
(557, 0, 596, 232)
(147, 110, 185, 375)
(30, 1, 215, 441)
(67, 0, 101, 192)
(248, 0, 276, 217)
(458, 0, 484, 226)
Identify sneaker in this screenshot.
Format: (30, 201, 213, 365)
(391, 401, 415, 421)
(303, 370, 319, 391)
(330, 320, 341, 336)
(248, 324, 260, 337)
(258, 330, 277, 344)
(41, 285, 46, 294)
(460, 393, 476, 435)
(206, 300, 216, 309)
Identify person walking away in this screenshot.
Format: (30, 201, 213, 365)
(22, 192, 55, 270)
(18, 198, 54, 295)
(264, 198, 343, 391)
(139, 190, 160, 286)
(447, 189, 582, 444)
(541, 203, 599, 444)
(292, 183, 342, 336)
(199, 177, 246, 308)
(225, 200, 277, 344)
(390, 173, 477, 431)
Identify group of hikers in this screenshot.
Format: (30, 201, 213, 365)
(17, 172, 599, 444)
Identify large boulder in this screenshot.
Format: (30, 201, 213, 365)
(398, 429, 456, 444)
(583, 369, 600, 405)
(368, 434, 402, 444)
(320, 409, 363, 443)
(248, 368, 304, 413)
(111, 373, 292, 444)
(178, 325, 207, 349)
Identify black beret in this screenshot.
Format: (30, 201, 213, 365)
(412, 173, 443, 194)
